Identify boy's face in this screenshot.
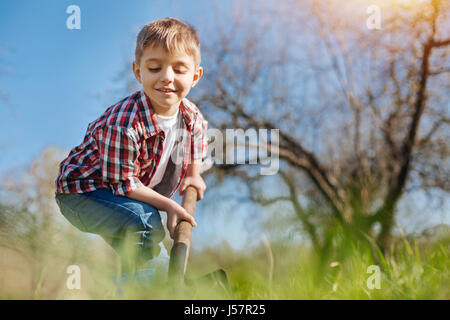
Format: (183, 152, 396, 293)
(133, 45, 203, 116)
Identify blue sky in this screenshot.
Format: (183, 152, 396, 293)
(0, 0, 221, 171)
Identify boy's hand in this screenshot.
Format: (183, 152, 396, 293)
(166, 200, 197, 239)
(179, 174, 206, 200)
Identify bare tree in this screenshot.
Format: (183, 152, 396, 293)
(195, 0, 450, 257)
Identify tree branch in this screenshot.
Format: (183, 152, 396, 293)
(208, 80, 347, 217)
(431, 38, 450, 47)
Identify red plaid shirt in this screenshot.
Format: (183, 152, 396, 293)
(55, 90, 208, 198)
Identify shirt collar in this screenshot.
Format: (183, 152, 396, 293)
(137, 90, 195, 136)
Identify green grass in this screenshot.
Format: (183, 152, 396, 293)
(0, 215, 448, 300)
(234, 238, 449, 300)
(78, 233, 450, 299)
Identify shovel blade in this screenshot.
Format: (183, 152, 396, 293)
(185, 269, 231, 294)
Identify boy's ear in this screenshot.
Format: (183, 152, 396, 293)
(132, 61, 142, 83)
(191, 66, 203, 88)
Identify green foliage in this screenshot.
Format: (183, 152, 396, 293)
(0, 147, 447, 299)
(0, 199, 448, 299)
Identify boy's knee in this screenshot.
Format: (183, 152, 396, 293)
(124, 203, 163, 235)
(124, 215, 165, 262)
(139, 208, 166, 243)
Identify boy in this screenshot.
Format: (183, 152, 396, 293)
(54, 17, 208, 286)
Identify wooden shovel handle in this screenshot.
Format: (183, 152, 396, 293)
(174, 185, 197, 244)
(168, 185, 197, 284)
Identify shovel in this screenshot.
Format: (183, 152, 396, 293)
(168, 184, 231, 295)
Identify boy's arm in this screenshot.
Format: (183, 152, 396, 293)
(187, 159, 202, 176)
(126, 184, 175, 212)
(126, 185, 197, 239)
(183, 105, 208, 200)
(179, 159, 206, 200)
(94, 123, 196, 238)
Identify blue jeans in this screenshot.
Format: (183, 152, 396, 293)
(55, 188, 169, 286)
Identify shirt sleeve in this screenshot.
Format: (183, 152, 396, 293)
(94, 125, 143, 196)
(191, 110, 208, 161)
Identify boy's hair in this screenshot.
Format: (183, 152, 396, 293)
(135, 17, 201, 67)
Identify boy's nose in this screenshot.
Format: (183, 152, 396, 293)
(160, 67, 175, 83)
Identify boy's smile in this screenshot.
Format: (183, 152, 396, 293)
(133, 45, 203, 116)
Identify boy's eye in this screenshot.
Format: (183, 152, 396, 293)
(148, 68, 161, 72)
(174, 66, 189, 73)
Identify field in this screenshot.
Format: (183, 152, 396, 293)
(0, 220, 448, 300)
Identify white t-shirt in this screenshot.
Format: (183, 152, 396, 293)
(149, 109, 179, 188)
